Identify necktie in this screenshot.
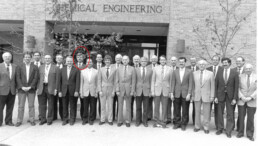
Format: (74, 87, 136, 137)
(124, 66, 127, 79)
(192, 66, 194, 71)
(247, 75, 250, 88)
(224, 68, 228, 84)
(106, 67, 109, 78)
(7, 64, 10, 79)
(213, 66, 216, 76)
(36, 62, 39, 67)
(238, 68, 241, 75)
(142, 67, 145, 79)
(162, 66, 164, 78)
(200, 71, 203, 85)
(67, 67, 71, 79)
(98, 64, 101, 70)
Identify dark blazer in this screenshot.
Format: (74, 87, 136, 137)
(59, 66, 80, 97)
(0, 63, 17, 95)
(16, 63, 39, 92)
(232, 67, 245, 75)
(215, 68, 239, 102)
(171, 68, 193, 98)
(37, 64, 59, 95)
(207, 65, 223, 80)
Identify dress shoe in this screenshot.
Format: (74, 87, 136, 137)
(117, 123, 123, 127)
(39, 121, 47, 125)
(247, 137, 254, 141)
(135, 122, 141, 127)
(62, 121, 68, 126)
(99, 122, 105, 125)
(6, 122, 14, 126)
(226, 133, 231, 138)
(89, 121, 94, 125)
(126, 123, 130, 127)
(70, 121, 75, 125)
(82, 121, 88, 125)
(181, 125, 186, 131)
(15, 122, 22, 127)
(153, 123, 158, 128)
(47, 122, 52, 125)
(166, 121, 171, 124)
(30, 121, 36, 126)
(204, 130, 209, 134)
(108, 122, 113, 126)
(236, 133, 243, 138)
(194, 128, 200, 132)
(173, 125, 180, 129)
(143, 123, 148, 127)
(147, 118, 151, 121)
(216, 130, 223, 135)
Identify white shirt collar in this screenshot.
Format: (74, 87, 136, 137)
(4, 62, 11, 68)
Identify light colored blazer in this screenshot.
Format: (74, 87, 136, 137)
(80, 68, 98, 97)
(192, 70, 215, 102)
(98, 66, 116, 97)
(135, 67, 153, 97)
(116, 65, 136, 97)
(0, 63, 17, 95)
(151, 65, 173, 97)
(238, 73, 256, 107)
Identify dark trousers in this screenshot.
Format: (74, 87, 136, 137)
(136, 94, 149, 124)
(131, 96, 135, 120)
(173, 96, 190, 126)
(210, 102, 219, 129)
(217, 95, 235, 133)
(80, 98, 84, 120)
(192, 102, 195, 125)
(53, 95, 63, 120)
(83, 94, 97, 122)
(0, 92, 15, 125)
(38, 84, 54, 123)
(238, 104, 256, 138)
(62, 90, 78, 122)
(167, 98, 172, 122)
(147, 97, 153, 120)
(113, 93, 118, 121)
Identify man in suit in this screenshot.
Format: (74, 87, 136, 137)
(215, 57, 239, 138)
(80, 59, 98, 125)
(171, 57, 193, 131)
(76, 53, 86, 120)
(135, 57, 152, 127)
(15, 52, 39, 127)
(0, 52, 17, 127)
(98, 55, 117, 125)
(54, 54, 64, 121)
(116, 55, 136, 127)
(151, 55, 173, 128)
(132, 55, 140, 121)
(237, 63, 256, 141)
(58, 56, 80, 126)
(37, 55, 59, 125)
(111, 54, 122, 121)
(192, 60, 215, 134)
(186, 57, 199, 125)
(147, 55, 158, 121)
(207, 55, 222, 130)
(167, 56, 178, 124)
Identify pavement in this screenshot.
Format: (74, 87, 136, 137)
(0, 96, 257, 146)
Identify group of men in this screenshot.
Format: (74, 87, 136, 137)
(0, 51, 256, 141)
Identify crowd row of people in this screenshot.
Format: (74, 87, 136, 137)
(0, 51, 256, 141)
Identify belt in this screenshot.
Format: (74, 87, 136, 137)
(44, 83, 48, 86)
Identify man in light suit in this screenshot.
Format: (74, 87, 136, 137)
(37, 55, 59, 125)
(132, 55, 141, 121)
(0, 52, 17, 127)
(80, 59, 98, 125)
(135, 57, 152, 127)
(192, 60, 215, 134)
(151, 55, 173, 128)
(237, 63, 256, 141)
(171, 57, 193, 131)
(98, 55, 117, 125)
(215, 57, 239, 138)
(58, 56, 80, 126)
(15, 52, 39, 127)
(207, 55, 223, 130)
(116, 55, 136, 127)
(111, 54, 122, 121)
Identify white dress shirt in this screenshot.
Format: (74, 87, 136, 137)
(87, 68, 93, 82)
(97, 63, 102, 70)
(25, 63, 30, 83)
(67, 66, 72, 79)
(179, 67, 185, 83)
(4, 62, 12, 79)
(213, 65, 218, 77)
(44, 64, 51, 83)
(223, 68, 230, 82)
(57, 63, 63, 69)
(140, 66, 147, 77)
(34, 61, 41, 67)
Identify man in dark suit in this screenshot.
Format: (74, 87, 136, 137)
(0, 52, 17, 127)
(15, 52, 39, 127)
(54, 54, 64, 121)
(37, 55, 59, 125)
(215, 57, 239, 138)
(58, 56, 80, 126)
(207, 55, 223, 130)
(171, 57, 193, 131)
(186, 57, 199, 125)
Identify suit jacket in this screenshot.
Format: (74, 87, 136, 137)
(0, 63, 17, 95)
(238, 73, 256, 107)
(16, 63, 39, 92)
(147, 64, 159, 71)
(135, 66, 153, 97)
(37, 64, 59, 95)
(186, 65, 199, 72)
(98, 66, 116, 97)
(151, 65, 173, 97)
(207, 65, 223, 80)
(59, 66, 80, 97)
(232, 67, 245, 75)
(171, 67, 193, 98)
(80, 68, 98, 97)
(215, 68, 239, 102)
(111, 63, 122, 70)
(116, 65, 136, 97)
(192, 70, 215, 102)
(93, 62, 104, 70)
(76, 62, 86, 70)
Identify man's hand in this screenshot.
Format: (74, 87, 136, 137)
(170, 93, 174, 101)
(74, 92, 79, 97)
(130, 92, 134, 96)
(99, 91, 103, 97)
(245, 97, 252, 102)
(58, 92, 62, 98)
(22, 87, 27, 91)
(186, 94, 191, 101)
(210, 97, 214, 102)
(116, 91, 120, 96)
(112, 92, 115, 97)
(54, 89, 57, 96)
(152, 92, 155, 97)
(214, 97, 218, 104)
(27, 87, 31, 91)
(231, 99, 236, 105)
